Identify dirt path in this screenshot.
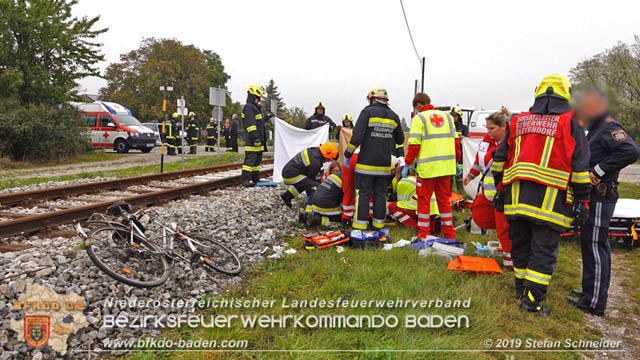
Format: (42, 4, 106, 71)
(0, 146, 245, 180)
(581, 251, 640, 359)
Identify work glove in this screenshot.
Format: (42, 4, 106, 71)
(573, 201, 590, 227)
(401, 165, 410, 178)
(397, 156, 406, 168)
(492, 191, 505, 213)
(344, 156, 351, 169)
(456, 163, 463, 177)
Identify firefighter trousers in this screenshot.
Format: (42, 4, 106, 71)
(241, 150, 262, 184)
(205, 138, 216, 152)
(510, 218, 559, 302)
(312, 213, 342, 227)
(416, 176, 455, 239)
(579, 201, 615, 311)
(281, 178, 319, 202)
(353, 174, 387, 230)
(472, 192, 512, 267)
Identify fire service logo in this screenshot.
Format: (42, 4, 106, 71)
(24, 315, 50, 348)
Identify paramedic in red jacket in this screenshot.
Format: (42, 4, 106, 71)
(464, 108, 513, 269)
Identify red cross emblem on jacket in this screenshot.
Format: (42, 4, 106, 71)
(430, 114, 444, 128)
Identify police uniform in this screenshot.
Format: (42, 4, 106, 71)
(205, 121, 217, 152)
(576, 113, 639, 313)
(241, 93, 265, 186)
(280, 147, 324, 205)
(345, 102, 405, 230)
(310, 172, 344, 226)
(492, 94, 591, 312)
(230, 118, 239, 153)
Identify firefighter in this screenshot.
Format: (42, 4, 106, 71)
(165, 113, 178, 156)
(279, 143, 339, 208)
(205, 117, 217, 152)
(344, 87, 405, 238)
(567, 89, 639, 316)
(309, 171, 344, 227)
(492, 73, 591, 316)
(464, 108, 513, 269)
(404, 93, 460, 241)
(230, 114, 239, 153)
(388, 165, 440, 231)
(451, 106, 468, 136)
(337, 114, 353, 142)
(304, 102, 337, 133)
(186, 112, 200, 154)
(241, 85, 266, 187)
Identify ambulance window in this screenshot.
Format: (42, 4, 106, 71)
(100, 115, 115, 128)
(83, 115, 97, 127)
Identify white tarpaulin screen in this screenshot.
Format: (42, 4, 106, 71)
(273, 118, 329, 183)
(462, 137, 482, 198)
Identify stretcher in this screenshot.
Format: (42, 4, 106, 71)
(561, 198, 640, 249)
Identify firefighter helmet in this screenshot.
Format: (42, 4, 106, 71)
(367, 87, 389, 101)
(535, 73, 572, 101)
(451, 106, 463, 119)
(315, 102, 326, 111)
(172, 112, 179, 119)
(188, 111, 195, 118)
(248, 84, 265, 97)
(342, 114, 353, 123)
(319, 142, 339, 160)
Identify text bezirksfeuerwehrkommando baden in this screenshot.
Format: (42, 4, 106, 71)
(103, 297, 472, 311)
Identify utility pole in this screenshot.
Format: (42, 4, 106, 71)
(421, 57, 426, 92)
(159, 86, 173, 173)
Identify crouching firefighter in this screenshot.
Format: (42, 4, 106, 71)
(279, 142, 339, 208)
(492, 73, 591, 316)
(567, 89, 639, 316)
(241, 84, 266, 187)
(308, 171, 344, 226)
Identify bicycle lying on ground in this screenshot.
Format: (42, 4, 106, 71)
(76, 201, 242, 288)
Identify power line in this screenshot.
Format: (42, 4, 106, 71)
(399, 0, 421, 62)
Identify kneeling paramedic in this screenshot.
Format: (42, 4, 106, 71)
(388, 166, 440, 232)
(309, 171, 344, 226)
(492, 73, 591, 316)
(241, 85, 266, 187)
(567, 89, 639, 316)
(280, 143, 339, 208)
(405, 93, 461, 241)
(344, 87, 405, 239)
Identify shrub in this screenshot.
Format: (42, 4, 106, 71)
(0, 100, 91, 162)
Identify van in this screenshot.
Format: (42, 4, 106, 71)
(141, 122, 163, 145)
(73, 102, 156, 153)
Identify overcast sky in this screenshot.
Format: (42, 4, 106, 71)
(75, 0, 639, 121)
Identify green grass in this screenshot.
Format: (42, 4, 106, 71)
(0, 152, 244, 191)
(0, 151, 127, 171)
(120, 182, 640, 359)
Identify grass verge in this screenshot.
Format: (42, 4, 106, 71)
(0, 151, 127, 170)
(126, 182, 640, 359)
(0, 152, 244, 191)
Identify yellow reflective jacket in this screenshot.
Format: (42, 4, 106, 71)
(408, 109, 458, 178)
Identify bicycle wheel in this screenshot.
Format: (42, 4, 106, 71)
(190, 236, 243, 275)
(86, 225, 169, 288)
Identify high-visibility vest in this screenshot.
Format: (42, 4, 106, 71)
(408, 109, 458, 178)
(395, 176, 439, 215)
(491, 110, 584, 190)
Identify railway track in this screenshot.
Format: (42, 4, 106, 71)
(0, 160, 274, 239)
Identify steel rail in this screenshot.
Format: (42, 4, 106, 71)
(0, 168, 273, 238)
(0, 159, 273, 207)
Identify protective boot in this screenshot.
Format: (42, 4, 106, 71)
(519, 288, 550, 316)
(252, 171, 261, 185)
(280, 191, 294, 208)
(241, 172, 255, 188)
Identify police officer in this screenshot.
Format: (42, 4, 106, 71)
(230, 114, 239, 153)
(567, 89, 639, 316)
(304, 102, 337, 133)
(241, 85, 266, 187)
(492, 73, 591, 316)
(344, 87, 405, 237)
(205, 117, 217, 152)
(186, 112, 200, 154)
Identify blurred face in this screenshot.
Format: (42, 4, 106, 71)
(578, 92, 609, 126)
(453, 113, 461, 123)
(344, 120, 352, 127)
(330, 166, 340, 175)
(486, 120, 507, 142)
(317, 108, 324, 115)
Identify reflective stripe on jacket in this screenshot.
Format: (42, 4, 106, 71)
(408, 109, 458, 178)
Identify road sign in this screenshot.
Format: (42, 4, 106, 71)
(209, 88, 226, 106)
(213, 107, 223, 122)
(178, 107, 188, 116)
(177, 98, 185, 108)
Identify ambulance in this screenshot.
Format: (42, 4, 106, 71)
(73, 102, 156, 153)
